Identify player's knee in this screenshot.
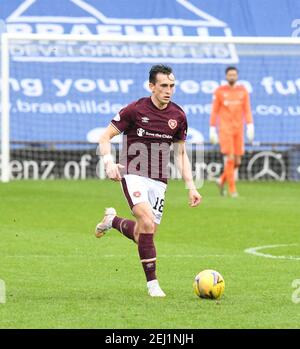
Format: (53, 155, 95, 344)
(234, 158, 240, 166)
(234, 156, 242, 167)
(143, 219, 155, 233)
(140, 215, 155, 233)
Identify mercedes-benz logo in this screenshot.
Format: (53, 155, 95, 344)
(247, 151, 286, 181)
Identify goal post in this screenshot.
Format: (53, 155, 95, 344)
(1, 33, 10, 182)
(1, 33, 300, 182)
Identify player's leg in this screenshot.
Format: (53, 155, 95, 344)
(111, 216, 137, 242)
(106, 213, 158, 243)
(224, 153, 236, 196)
(95, 174, 166, 297)
(95, 175, 143, 242)
(116, 174, 164, 245)
(234, 163, 239, 181)
(230, 132, 245, 197)
(234, 155, 242, 182)
(231, 155, 242, 198)
(133, 202, 165, 297)
(133, 201, 156, 279)
(95, 207, 137, 242)
(140, 178, 166, 296)
(233, 155, 240, 187)
(234, 155, 241, 168)
(217, 155, 227, 196)
(133, 178, 166, 296)
(218, 133, 234, 195)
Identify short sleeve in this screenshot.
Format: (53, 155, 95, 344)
(110, 103, 135, 133)
(173, 114, 188, 142)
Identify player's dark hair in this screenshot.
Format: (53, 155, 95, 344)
(225, 66, 238, 74)
(149, 64, 173, 84)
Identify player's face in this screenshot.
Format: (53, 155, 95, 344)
(226, 70, 238, 86)
(149, 73, 175, 108)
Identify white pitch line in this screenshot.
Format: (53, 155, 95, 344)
(1, 254, 236, 259)
(244, 244, 300, 261)
(104, 254, 236, 258)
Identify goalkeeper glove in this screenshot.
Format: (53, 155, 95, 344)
(246, 123, 255, 143)
(209, 126, 218, 145)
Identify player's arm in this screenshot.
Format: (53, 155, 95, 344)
(99, 124, 124, 181)
(244, 91, 255, 142)
(209, 89, 220, 144)
(174, 141, 202, 207)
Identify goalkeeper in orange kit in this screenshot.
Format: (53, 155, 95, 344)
(209, 67, 254, 197)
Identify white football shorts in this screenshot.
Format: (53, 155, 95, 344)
(120, 174, 167, 224)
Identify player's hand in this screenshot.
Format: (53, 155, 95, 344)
(246, 123, 255, 143)
(188, 189, 202, 207)
(105, 162, 124, 181)
(209, 126, 218, 145)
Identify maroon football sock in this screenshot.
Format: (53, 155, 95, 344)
(112, 216, 136, 242)
(138, 233, 157, 282)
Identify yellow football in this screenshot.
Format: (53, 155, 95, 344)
(193, 269, 225, 299)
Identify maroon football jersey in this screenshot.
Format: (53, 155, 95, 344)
(110, 97, 187, 183)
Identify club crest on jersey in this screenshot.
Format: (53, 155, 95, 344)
(137, 128, 145, 137)
(133, 191, 141, 198)
(168, 119, 177, 130)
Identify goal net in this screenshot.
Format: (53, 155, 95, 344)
(1, 34, 300, 182)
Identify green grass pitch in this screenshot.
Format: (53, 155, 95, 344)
(0, 180, 300, 329)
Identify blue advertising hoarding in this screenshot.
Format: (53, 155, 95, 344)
(0, 0, 299, 145)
